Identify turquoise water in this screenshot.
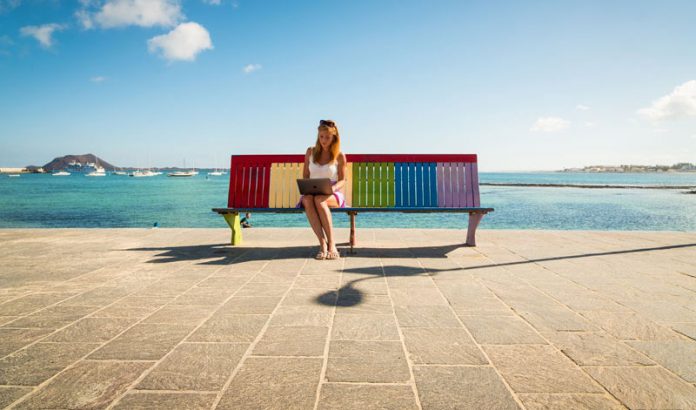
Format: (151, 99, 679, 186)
(1, 172, 695, 230)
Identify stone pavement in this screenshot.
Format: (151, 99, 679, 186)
(0, 228, 695, 409)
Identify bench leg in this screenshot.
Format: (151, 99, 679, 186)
(222, 212, 243, 246)
(348, 211, 357, 254)
(465, 213, 484, 247)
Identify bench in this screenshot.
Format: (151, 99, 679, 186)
(212, 154, 494, 251)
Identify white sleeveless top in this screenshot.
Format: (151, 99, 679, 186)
(308, 155, 338, 182)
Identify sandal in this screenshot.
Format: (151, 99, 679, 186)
(315, 249, 326, 260)
(325, 248, 340, 260)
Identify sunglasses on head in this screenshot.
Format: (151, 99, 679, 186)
(319, 119, 335, 127)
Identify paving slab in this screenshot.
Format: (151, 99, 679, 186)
(518, 393, 624, 410)
(326, 340, 410, 382)
(318, 384, 418, 410)
(585, 366, 696, 409)
(413, 366, 520, 409)
(461, 315, 546, 344)
(87, 323, 193, 360)
(253, 326, 328, 356)
(545, 331, 655, 366)
(187, 314, 268, 342)
(331, 313, 400, 340)
(0, 342, 99, 386)
(217, 357, 321, 410)
(114, 392, 216, 409)
(137, 342, 248, 390)
(402, 327, 487, 365)
(626, 339, 696, 382)
(484, 345, 603, 393)
(13, 360, 151, 409)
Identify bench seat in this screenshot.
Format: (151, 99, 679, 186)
(213, 154, 494, 251)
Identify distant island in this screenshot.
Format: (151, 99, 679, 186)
(39, 154, 118, 173)
(0, 154, 223, 174)
(561, 163, 696, 173)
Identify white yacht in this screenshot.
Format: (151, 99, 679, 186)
(52, 171, 71, 176)
(86, 166, 106, 177)
(208, 168, 227, 176)
(130, 169, 157, 177)
(167, 170, 196, 177)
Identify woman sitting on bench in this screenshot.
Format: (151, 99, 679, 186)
(297, 119, 347, 260)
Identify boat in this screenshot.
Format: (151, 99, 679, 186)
(208, 167, 227, 176)
(113, 171, 128, 176)
(208, 155, 228, 176)
(8, 174, 20, 177)
(66, 161, 101, 174)
(52, 171, 71, 176)
(129, 169, 157, 177)
(168, 159, 198, 177)
(85, 166, 106, 177)
(167, 170, 196, 177)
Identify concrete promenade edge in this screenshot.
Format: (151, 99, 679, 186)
(0, 228, 695, 409)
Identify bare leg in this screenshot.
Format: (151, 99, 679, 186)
(314, 195, 339, 255)
(302, 195, 326, 252)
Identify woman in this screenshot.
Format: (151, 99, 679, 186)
(298, 119, 347, 260)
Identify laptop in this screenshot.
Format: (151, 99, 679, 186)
(297, 178, 333, 195)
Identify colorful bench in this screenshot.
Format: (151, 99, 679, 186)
(212, 154, 494, 251)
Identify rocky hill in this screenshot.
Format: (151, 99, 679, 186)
(42, 154, 118, 172)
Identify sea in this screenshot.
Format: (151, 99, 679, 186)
(1, 171, 695, 231)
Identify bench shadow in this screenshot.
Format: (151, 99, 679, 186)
(123, 243, 465, 265)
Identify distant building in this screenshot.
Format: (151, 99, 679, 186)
(0, 167, 27, 174)
(562, 162, 695, 173)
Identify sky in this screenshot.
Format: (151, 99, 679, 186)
(1, 0, 695, 171)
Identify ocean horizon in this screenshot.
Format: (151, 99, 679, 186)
(1, 171, 694, 231)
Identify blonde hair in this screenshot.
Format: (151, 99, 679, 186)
(313, 119, 341, 163)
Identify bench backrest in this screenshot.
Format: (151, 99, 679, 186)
(227, 154, 481, 209)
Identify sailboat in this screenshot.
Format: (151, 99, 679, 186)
(208, 154, 227, 176)
(168, 159, 197, 177)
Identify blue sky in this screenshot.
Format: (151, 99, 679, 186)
(1, 0, 695, 171)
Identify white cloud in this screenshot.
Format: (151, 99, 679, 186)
(90, 76, 107, 82)
(584, 122, 595, 128)
(638, 80, 696, 121)
(20, 23, 66, 48)
(576, 104, 590, 111)
(243, 63, 261, 73)
(530, 117, 570, 133)
(79, 0, 183, 29)
(147, 22, 212, 62)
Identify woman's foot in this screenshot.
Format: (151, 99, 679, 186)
(315, 242, 327, 260)
(325, 244, 340, 260)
